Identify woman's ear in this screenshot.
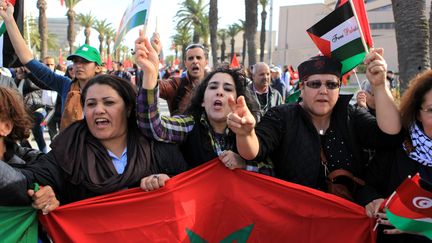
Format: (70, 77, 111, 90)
(0, 119, 13, 137)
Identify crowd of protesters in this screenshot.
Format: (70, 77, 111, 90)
(0, 1, 431, 242)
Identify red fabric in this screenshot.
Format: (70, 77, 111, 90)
(58, 49, 64, 65)
(387, 174, 432, 219)
(39, 159, 376, 243)
(337, 0, 373, 48)
(230, 54, 240, 68)
(123, 59, 133, 69)
(307, 32, 331, 57)
(106, 56, 112, 70)
(6, 0, 16, 5)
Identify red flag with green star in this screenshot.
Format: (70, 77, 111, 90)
(39, 159, 375, 242)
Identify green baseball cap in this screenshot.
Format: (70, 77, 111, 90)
(67, 44, 102, 66)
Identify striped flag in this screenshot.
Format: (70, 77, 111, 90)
(385, 174, 432, 239)
(0, 0, 23, 68)
(306, 0, 371, 75)
(113, 0, 151, 51)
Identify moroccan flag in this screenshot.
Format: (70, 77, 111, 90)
(385, 174, 432, 239)
(0, 206, 38, 242)
(113, 0, 151, 51)
(39, 159, 375, 242)
(0, 0, 23, 68)
(306, 0, 371, 75)
(230, 53, 240, 68)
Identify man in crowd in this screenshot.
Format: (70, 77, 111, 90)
(270, 65, 286, 103)
(151, 33, 208, 115)
(248, 62, 282, 118)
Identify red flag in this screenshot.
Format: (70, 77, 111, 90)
(336, 0, 373, 48)
(386, 174, 432, 219)
(230, 53, 240, 68)
(58, 49, 64, 65)
(106, 56, 112, 71)
(60, 0, 64, 6)
(39, 159, 375, 242)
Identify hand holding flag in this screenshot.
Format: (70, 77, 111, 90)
(364, 48, 387, 89)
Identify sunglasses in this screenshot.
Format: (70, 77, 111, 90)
(185, 43, 205, 51)
(304, 80, 340, 90)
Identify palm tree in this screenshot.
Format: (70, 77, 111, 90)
(259, 0, 268, 62)
(93, 19, 111, 56)
(176, 0, 208, 43)
(392, 0, 430, 92)
(238, 19, 247, 65)
(172, 27, 192, 68)
(77, 12, 94, 45)
(37, 0, 48, 58)
(24, 17, 59, 54)
(245, 0, 258, 66)
(65, 0, 82, 54)
(218, 29, 227, 62)
(209, 0, 218, 67)
(227, 24, 241, 61)
(199, 14, 210, 48)
(105, 27, 116, 60)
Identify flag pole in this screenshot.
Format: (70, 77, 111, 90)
(353, 69, 362, 90)
(348, 0, 370, 53)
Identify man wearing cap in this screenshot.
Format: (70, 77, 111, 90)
(151, 34, 208, 115)
(227, 49, 402, 205)
(248, 62, 282, 118)
(269, 65, 286, 103)
(0, 3, 102, 129)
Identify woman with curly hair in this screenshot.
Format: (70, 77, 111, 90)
(365, 70, 432, 241)
(0, 86, 44, 205)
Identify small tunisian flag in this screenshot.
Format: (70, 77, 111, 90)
(39, 159, 375, 242)
(230, 53, 240, 68)
(307, 0, 372, 75)
(384, 174, 432, 239)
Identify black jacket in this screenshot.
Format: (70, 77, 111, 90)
(254, 94, 403, 205)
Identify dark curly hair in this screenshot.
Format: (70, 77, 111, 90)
(185, 67, 259, 120)
(400, 69, 432, 130)
(0, 87, 33, 141)
(400, 70, 432, 129)
(81, 74, 138, 128)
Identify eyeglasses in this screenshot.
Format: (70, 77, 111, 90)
(185, 43, 205, 51)
(304, 80, 340, 90)
(420, 107, 432, 115)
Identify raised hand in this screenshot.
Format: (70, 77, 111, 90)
(134, 29, 159, 89)
(364, 48, 387, 88)
(0, 1, 14, 21)
(150, 32, 162, 55)
(356, 90, 367, 108)
(227, 95, 255, 136)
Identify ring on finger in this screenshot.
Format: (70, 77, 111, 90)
(226, 162, 232, 167)
(153, 174, 159, 180)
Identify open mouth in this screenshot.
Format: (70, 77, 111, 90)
(95, 118, 110, 127)
(213, 100, 223, 109)
(191, 66, 200, 72)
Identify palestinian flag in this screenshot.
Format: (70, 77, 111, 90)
(335, 0, 373, 49)
(306, 0, 371, 75)
(0, 0, 23, 68)
(385, 174, 432, 239)
(113, 0, 151, 51)
(39, 159, 375, 242)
